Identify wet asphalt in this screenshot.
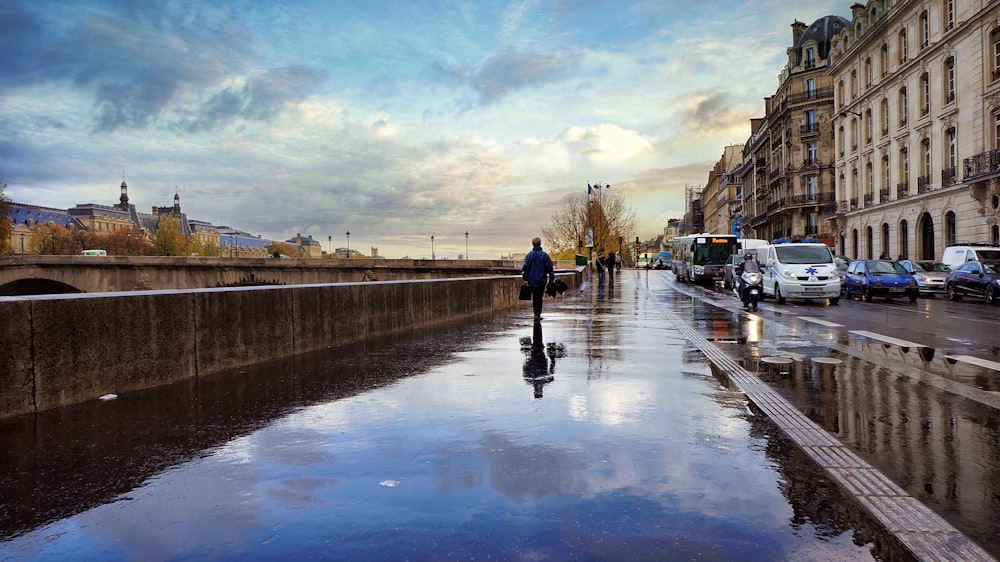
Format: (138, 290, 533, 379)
(3, 269, 986, 560)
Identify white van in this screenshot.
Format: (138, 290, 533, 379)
(761, 243, 840, 305)
(940, 245, 1000, 270)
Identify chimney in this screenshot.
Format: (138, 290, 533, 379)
(851, 3, 867, 20)
(296, 233, 302, 245)
(791, 19, 807, 45)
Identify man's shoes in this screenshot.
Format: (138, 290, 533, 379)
(534, 315, 542, 321)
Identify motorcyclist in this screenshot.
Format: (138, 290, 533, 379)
(737, 253, 760, 299)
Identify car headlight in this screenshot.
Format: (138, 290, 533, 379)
(915, 274, 929, 283)
(781, 269, 795, 279)
(693, 266, 704, 275)
(994, 279, 1000, 286)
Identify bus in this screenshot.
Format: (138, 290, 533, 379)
(80, 249, 108, 256)
(671, 234, 738, 283)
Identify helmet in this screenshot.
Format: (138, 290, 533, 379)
(744, 253, 754, 260)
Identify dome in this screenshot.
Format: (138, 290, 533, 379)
(797, 15, 850, 59)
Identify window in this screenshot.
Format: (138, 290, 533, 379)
(945, 58, 955, 102)
(945, 0, 954, 31)
(866, 57, 873, 87)
(807, 142, 818, 164)
(805, 47, 816, 69)
(882, 223, 890, 256)
(900, 220, 909, 258)
(920, 72, 930, 116)
(946, 211, 956, 245)
(883, 155, 891, 189)
(881, 44, 889, 76)
(899, 87, 908, 125)
(838, 80, 845, 106)
(852, 117, 859, 150)
(851, 69, 858, 98)
(899, 29, 908, 63)
(866, 162, 874, 199)
(881, 97, 890, 134)
(920, 11, 929, 48)
(865, 108, 873, 143)
(947, 127, 957, 168)
(838, 126, 845, 155)
(995, 112, 1000, 148)
(922, 138, 932, 181)
(806, 78, 816, 98)
(994, 32, 1000, 79)
(901, 146, 909, 181)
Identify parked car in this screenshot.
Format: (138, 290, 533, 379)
(897, 260, 950, 297)
(723, 253, 745, 289)
(945, 260, 1000, 304)
(834, 256, 851, 293)
(844, 259, 919, 302)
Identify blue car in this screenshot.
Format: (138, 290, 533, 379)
(945, 260, 1000, 304)
(844, 259, 919, 302)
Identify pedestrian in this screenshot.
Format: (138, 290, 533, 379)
(607, 251, 616, 283)
(879, 251, 891, 259)
(521, 236, 555, 321)
(596, 254, 607, 284)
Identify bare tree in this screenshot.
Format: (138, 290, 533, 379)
(542, 187, 637, 262)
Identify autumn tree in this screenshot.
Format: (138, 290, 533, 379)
(542, 186, 637, 263)
(267, 241, 296, 257)
(30, 222, 84, 255)
(0, 179, 11, 255)
(153, 215, 190, 256)
(86, 227, 154, 255)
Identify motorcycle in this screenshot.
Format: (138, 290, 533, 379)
(733, 268, 763, 311)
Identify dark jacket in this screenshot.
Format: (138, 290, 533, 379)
(522, 245, 555, 288)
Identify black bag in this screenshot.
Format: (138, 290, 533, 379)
(519, 284, 532, 300)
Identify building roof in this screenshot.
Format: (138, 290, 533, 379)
(797, 15, 850, 59)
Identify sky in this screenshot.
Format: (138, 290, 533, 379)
(0, 0, 844, 259)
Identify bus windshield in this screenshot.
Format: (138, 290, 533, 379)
(774, 245, 832, 264)
(692, 237, 737, 265)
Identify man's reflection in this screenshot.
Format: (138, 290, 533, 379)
(520, 322, 564, 399)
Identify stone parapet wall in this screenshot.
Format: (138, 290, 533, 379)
(0, 270, 582, 419)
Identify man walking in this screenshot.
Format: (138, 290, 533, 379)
(522, 236, 555, 321)
(606, 251, 616, 284)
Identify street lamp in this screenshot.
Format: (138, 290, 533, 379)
(465, 231, 469, 260)
(430, 235, 435, 260)
(230, 235, 235, 258)
(328, 235, 332, 257)
(346, 230, 350, 258)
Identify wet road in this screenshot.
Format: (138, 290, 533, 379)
(3, 270, 994, 560)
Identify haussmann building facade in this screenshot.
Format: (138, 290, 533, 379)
(829, 0, 1000, 260)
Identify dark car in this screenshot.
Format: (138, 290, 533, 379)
(834, 256, 851, 293)
(844, 259, 919, 302)
(897, 260, 950, 297)
(945, 260, 1000, 304)
(723, 254, 745, 289)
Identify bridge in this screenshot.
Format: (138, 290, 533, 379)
(0, 255, 557, 296)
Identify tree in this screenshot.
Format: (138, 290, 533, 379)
(86, 227, 154, 255)
(267, 241, 296, 257)
(0, 179, 11, 255)
(153, 215, 189, 256)
(542, 186, 637, 263)
(30, 222, 83, 255)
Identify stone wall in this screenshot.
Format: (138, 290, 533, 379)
(0, 271, 582, 419)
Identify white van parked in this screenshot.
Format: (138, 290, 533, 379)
(940, 245, 1000, 270)
(761, 242, 841, 305)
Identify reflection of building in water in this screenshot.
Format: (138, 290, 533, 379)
(521, 323, 564, 399)
(755, 352, 1000, 551)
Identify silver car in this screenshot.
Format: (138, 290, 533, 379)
(898, 260, 950, 297)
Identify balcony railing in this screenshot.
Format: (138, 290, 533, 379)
(850, 196, 859, 210)
(963, 148, 1000, 180)
(863, 193, 873, 206)
(787, 87, 832, 104)
(879, 187, 890, 203)
(769, 168, 781, 180)
(993, 67, 1000, 81)
(897, 181, 910, 198)
(822, 202, 839, 218)
(800, 123, 819, 134)
(917, 174, 931, 193)
(942, 167, 956, 187)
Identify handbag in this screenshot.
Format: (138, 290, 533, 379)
(519, 284, 532, 300)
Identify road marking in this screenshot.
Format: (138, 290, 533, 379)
(946, 354, 1000, 372)
(797, 316, 843, 328)
(849, 330, 925, 348)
